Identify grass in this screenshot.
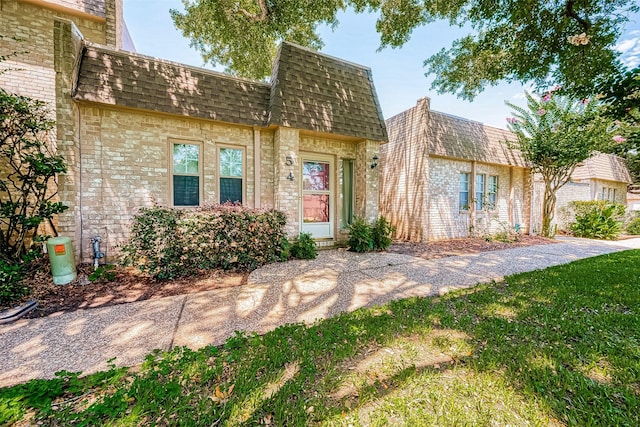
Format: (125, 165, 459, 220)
(1, 250, 639, 426)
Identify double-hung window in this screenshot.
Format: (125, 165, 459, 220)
(172, 142, 201, 206)
(488, 175, 498, 208)
(219, 147, 244, 204)
(340, 159, 354, 228)
(475, 174, 486, 211)
(459, 172, 470, 210)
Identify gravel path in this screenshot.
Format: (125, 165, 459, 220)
(1, 237, 638, 387)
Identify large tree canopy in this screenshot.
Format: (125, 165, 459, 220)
(171, 0, 639, 98)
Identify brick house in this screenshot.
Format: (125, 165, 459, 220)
(1, 0, 387, 261)
(380, 98, 531, 241)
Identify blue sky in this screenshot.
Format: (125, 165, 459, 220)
(123, 1, 640, 128)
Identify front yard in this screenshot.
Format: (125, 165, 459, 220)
(1, 249, 638, 426)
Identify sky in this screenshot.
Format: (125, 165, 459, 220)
(123, 1, 640, 129)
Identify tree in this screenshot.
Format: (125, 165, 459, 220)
(170, 0, 638, 97)
(598, 67, 640, 183)
(0, 88, 67, 262)
(506, 91, 616, 237)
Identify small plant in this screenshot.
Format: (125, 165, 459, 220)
(347, 217, 373, 253)
(627, 216, 640, 235)
(290, 232, 317, 260)
(0, 259, 28, 305)
(371, 216, 395, 250)
(88, 265, 117, 282)
(568, 200, 625, 240)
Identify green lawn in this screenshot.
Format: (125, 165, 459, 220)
(2, 250, 639, 426)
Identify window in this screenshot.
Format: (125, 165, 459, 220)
(340, 159, 354, 228)
(219, 147, 243, 203)
(601, 187, 617, 202)
(459, 172, 470, 210)
(475, 174, 486, 210)
(172, 143, 201, 206)
(488, 175, 498, 208)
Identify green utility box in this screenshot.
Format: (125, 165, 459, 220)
(47, 236, 77, 285)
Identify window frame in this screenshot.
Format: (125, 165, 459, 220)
(218, 145, 246, 205)
(487, 175, 499, 210)
(340, 159, 355, 229)
(475, 173, 486, 211)
(170, 140, 203, 207)
(459, 172, 470, 211)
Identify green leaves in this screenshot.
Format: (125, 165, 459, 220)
(171, 0, 638, 99)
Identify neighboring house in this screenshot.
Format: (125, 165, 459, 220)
(628, 185, 640, 212)
(380, 98, 531, 241)
(2, 0, 387, 261)
(539, 152, 633, 232)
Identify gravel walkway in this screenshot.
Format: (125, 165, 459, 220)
(1, 237, 638, 387)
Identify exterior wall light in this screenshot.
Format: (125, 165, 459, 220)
(370, 154, 379, 169)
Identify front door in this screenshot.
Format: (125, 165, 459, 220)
(301, 156, 334, 239)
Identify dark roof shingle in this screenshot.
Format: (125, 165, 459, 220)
(268, 42, 387, 141)
(74, 44, 271, 127)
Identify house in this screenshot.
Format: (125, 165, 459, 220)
(1, 0, 387, 261)
(539, 152, 633, 232)
(380, 98, 531, 241)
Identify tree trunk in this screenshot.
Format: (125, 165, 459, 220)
(541, 179, 557, 238)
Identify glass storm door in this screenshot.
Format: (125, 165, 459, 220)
(301, 157, 334, 238)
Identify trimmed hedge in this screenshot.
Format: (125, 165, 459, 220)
(120, 204, 287, 279)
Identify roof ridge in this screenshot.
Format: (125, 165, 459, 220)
(82, 41, 272, 88)
(429, 110, 512, 133)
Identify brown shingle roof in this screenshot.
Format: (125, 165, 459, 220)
(428, 111, 525, 167)
(268, 42, 387, 141)
(386, 99, 525, 167)
(572, 152, 632, 184)
(73, 41, 387, 141)
(74, 44, 271, 127)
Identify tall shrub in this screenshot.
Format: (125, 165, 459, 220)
(0, 89, 67, 262)
(120, 204, 287, 279)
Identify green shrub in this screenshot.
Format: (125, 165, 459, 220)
(568, 201, 625, 240)
(347, 217, 373, 253)
(290, 232, 317, 259)
(0, 259, 29, 306)
(627, 216, 640, 235)
(120, 204, 287, 279)
(371, 216, 395, 250)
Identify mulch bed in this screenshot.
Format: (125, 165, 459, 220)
(4, 235, 555, 318)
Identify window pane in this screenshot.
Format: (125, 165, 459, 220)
(488, 176, 498, 206)
(459, 192, 469, 210)
(220, 148, 243, 177)
(173, 175, 199, 206)
(303, 161, 330, 191)
(220, 177, 243, 203)
(476, 174, 485, 210)
(173, 144, 199, 175)
(303, 194, 330, 222)
(340, 160, 354, 228)
(459, 173, 470, 210)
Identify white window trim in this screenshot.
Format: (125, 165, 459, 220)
(169, 139, 203, 207)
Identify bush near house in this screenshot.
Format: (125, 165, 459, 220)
(627, 216, 640, 235)
(347, 216, 395, 253)
(290, 232, 317, 260)
(567, 200, 625, 240)
(120, 204, 287, 279)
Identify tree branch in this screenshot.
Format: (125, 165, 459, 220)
(236, 0, 269, 22)
(564, 0, 591, 31)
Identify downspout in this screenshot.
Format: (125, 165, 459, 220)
(253, 127, 261, 208)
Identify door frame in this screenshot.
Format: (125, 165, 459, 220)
(299, 153, 335, 239)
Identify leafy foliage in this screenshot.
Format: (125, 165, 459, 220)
(290, 232, 317, 259)
(170, 0, 638, 98)
(506, 90, 615, 237)
(598, 67, 640, 183)
(567, 200, 625, 240)
(0, 258, 29, 305)
(0, 89, 67, 262)
(627, 216, 640, 235)
(120, 204, 288, 279)
(348, 215, 395, 252)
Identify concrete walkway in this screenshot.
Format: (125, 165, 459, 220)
(1, 237, 639, 388)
